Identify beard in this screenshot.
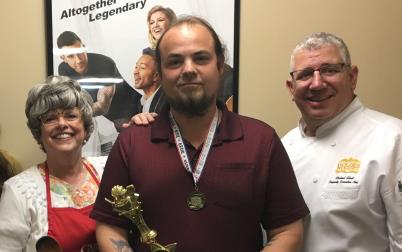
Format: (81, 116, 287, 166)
(164, 88, 216, 117)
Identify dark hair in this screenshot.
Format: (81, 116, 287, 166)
(57, 31, 82, 48)
(0, 152, 14, 195)
(155, 15, 226, 74)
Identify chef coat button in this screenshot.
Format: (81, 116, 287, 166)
(313, 177, 318, 183)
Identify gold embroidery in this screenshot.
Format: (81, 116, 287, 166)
(336, 157, 361, 173)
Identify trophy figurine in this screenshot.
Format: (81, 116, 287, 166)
(105, 185, 177, 252)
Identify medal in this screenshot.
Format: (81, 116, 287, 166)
(187, 189, 206, 210)
(169, 109, 219, 211)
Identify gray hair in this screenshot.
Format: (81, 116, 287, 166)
(290, 32, 351, 70)
(25, 76, 94, 151)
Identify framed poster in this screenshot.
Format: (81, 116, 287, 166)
(45, 0, 240, 156)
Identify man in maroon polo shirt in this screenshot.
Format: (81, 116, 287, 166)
(91, 16, 309, 252)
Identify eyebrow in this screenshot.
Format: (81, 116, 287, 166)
(194, 50, 212, 56)
(165, 53, 182, 59)
(165, 50, 211, 57)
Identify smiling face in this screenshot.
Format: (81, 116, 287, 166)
(286, 45, 358, 134)
(133, 54, 159, 91)
(158, 23, 223, 116)
(60, 41, 88, 75)
(40, 108, 87, 155)
(149, 11, 170, 41)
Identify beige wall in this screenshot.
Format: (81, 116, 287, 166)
(1, 0, 401, 168)
(0, 1, 47, 167)
(239, 0, 402, 135)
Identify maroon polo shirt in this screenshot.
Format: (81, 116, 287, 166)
(91, 103, 309, 252)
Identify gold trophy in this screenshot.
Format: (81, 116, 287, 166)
(105, 185, 178, 252)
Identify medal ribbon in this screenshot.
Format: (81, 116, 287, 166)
(169, 109, 218, 185)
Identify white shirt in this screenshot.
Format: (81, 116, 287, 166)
(0, 157, 106, 252)
(83, 115, 118, 157)
(282, 98, 402, 252)
(140, 87, 160, 113)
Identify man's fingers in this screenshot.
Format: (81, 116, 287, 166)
(131, 112, 158, 125)
(145, 112, 158, 122)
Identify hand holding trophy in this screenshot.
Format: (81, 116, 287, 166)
(105, 185, 177, 252)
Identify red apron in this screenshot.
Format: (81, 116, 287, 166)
(45, 162, 99, 252)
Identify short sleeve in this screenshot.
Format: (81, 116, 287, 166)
(90, 133, 133, 229)
(261, 132, 309, 230)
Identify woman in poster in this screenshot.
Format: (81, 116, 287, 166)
(142, 5, 177, 56)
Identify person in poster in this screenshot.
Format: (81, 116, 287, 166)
(142, 5, 177, 56)
(56, 31, 141, 123)
(57, 30, 123, 103)
(133, 53, 165, 113)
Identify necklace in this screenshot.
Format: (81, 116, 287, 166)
(169, 109, 219, 210)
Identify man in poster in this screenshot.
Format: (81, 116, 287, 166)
(134, 53, 165, 113)
(57, 30, 123, 108)
(57, 31, 141, 154)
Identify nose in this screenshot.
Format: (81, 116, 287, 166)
(183, 58, 196, 73)
(55, 116, 69, 128)
(181, 59, 197, 80)
(309, 70, 326, 90)
(73, 54, 80, 62)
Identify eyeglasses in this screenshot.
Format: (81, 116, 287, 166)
(290, 63, 349, 82)
(40, 108, 81, 126)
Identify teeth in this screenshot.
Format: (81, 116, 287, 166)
(54, 133, 71, 139)
(311, 98, 325, 102)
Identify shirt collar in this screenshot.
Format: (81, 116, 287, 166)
(140, 86, 160, 106)
(150, 101, 244, 145)
(298, 96, 363, 137)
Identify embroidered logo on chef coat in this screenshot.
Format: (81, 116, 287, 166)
(336, 157, 360, 173)
(323, 157, 362, 200)
(329, 157, 361, 185)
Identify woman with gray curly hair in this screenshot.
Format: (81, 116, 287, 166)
(0, 76, 105, 252)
